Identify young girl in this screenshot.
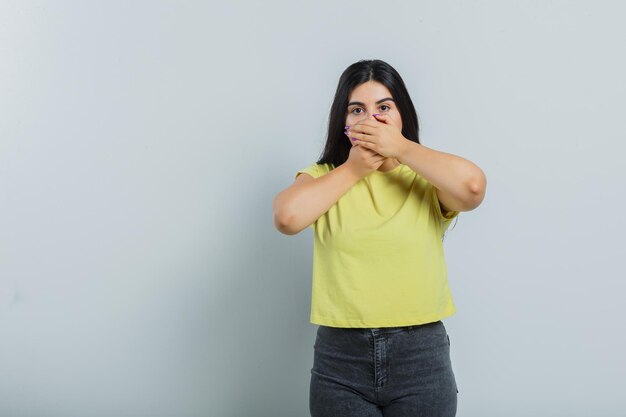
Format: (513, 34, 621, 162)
(273, 59, 486, 417)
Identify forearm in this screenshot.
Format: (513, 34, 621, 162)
(274, 164, 361, 234)
(398, 140, 484, 209)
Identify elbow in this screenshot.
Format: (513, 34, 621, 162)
(272, 195, 300, 235)
(467, 171, 487, 210)
(273, 190, 314, 235)
(273, 211, 299, 235)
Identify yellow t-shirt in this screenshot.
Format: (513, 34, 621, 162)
(295, 162, 460, 328)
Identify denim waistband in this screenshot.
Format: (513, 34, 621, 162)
(319, 320, 442, 335)
(368, 320, 441, 334)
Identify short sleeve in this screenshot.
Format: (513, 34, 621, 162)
(295, 163, 320, 180)
(430, 184, 459, 231)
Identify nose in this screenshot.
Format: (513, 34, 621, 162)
(357, 113, 378, 121)
(352, 112, 379, 124)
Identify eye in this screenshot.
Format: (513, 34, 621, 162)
(349, 104, 391, 115)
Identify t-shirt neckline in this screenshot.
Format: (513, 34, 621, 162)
(370, 163, 403, 175)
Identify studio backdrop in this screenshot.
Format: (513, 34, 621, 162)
(1, 1, 624, 416)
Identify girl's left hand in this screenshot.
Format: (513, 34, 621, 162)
(347, 114, 408, 159)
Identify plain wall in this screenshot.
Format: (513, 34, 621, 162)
(1, 1, 625, 416)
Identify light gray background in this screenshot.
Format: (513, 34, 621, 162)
(1, 1, 624, 416)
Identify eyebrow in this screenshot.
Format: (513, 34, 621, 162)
(347, 97, 395, 107)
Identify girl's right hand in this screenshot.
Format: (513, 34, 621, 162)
(344, 134, 385, 178)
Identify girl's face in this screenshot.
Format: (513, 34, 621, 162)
(345, 80, 403, 131)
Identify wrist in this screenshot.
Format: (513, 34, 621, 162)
(337, 162, 363, 184)
(398, 138, 413, 164)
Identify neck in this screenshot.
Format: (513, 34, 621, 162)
(378, 157, 400, 172)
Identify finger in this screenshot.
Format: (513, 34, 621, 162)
(356, 139, 375, 151)
(345, 131, 358, 145)
(373, 114, 389, 123)
(347, 130, 361, 142)
(352, 132, 375, 144)
(375, 115, 397, 129)
(350, 125, 376, 136)
(352, 119, 379, 128)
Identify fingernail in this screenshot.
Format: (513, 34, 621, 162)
(373, 114, 380, 117)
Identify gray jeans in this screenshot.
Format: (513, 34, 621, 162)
(310, 320, 458, 416)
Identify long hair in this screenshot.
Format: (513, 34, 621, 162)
(316, 59, 458, 239)
(316, 59, 420, 167)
